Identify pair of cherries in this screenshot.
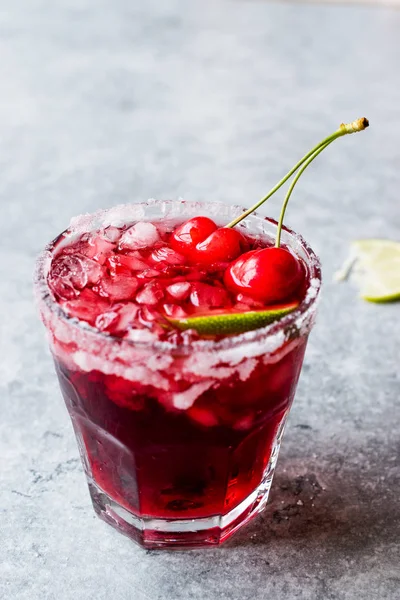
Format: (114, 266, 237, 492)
(170, 216, 303, 304)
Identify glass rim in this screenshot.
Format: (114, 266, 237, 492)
(34, 199, 321, 354)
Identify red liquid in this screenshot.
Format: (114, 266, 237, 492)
(46, 218, 310, 546)
(55, 340, 306, 521)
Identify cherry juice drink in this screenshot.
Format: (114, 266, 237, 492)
(35, 200, 321, 548)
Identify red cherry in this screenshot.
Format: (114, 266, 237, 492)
(170, 217, 217, 256)
(171, 217, 244, 266)
(194, 228, 243, 265)
(224, 247, 303, 304)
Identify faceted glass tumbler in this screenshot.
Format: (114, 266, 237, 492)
(35, 200, 321, 549)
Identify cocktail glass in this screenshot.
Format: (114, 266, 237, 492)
(35, 199, 321, 549)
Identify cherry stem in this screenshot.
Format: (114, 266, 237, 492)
(275, 140, 332, 247)
(225, 118, 369, 230)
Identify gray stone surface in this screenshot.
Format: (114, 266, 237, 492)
(1, 1, 399, 598)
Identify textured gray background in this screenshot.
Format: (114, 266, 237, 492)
(1, 1, 400, 599)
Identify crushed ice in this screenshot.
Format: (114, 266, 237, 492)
(119, 222, 160, 250)
(171, 381, 214, 410)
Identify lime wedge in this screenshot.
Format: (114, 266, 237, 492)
(335, 239, 400, 303)
(168, 302, 299, 336)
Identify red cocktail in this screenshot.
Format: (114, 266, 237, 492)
(35, 200, 320, 548)
(35, 119, 369, 548)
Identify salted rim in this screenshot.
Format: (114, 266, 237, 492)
(34, 199, 322, 354)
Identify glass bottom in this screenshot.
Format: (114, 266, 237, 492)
(87, 445, 280, 549)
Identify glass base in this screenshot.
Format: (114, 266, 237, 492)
(88, 460, 276, 549)
(86, 417, 286, 549)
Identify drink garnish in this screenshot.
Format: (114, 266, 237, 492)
(171, 118, 369, 333)
(168, 302, 298, 335)
(48, 119, 370, 339)
(335, 239, 400, 303)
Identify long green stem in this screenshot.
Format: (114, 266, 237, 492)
(275, 140, 332, 248)
(225, 118, 369, 229)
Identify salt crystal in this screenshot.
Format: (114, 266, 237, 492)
(101, 204, 146, 228)
(305, 278, 321, 301)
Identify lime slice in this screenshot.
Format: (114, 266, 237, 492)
(168, 302, 299, 336)
(335, 239, 400, 303)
